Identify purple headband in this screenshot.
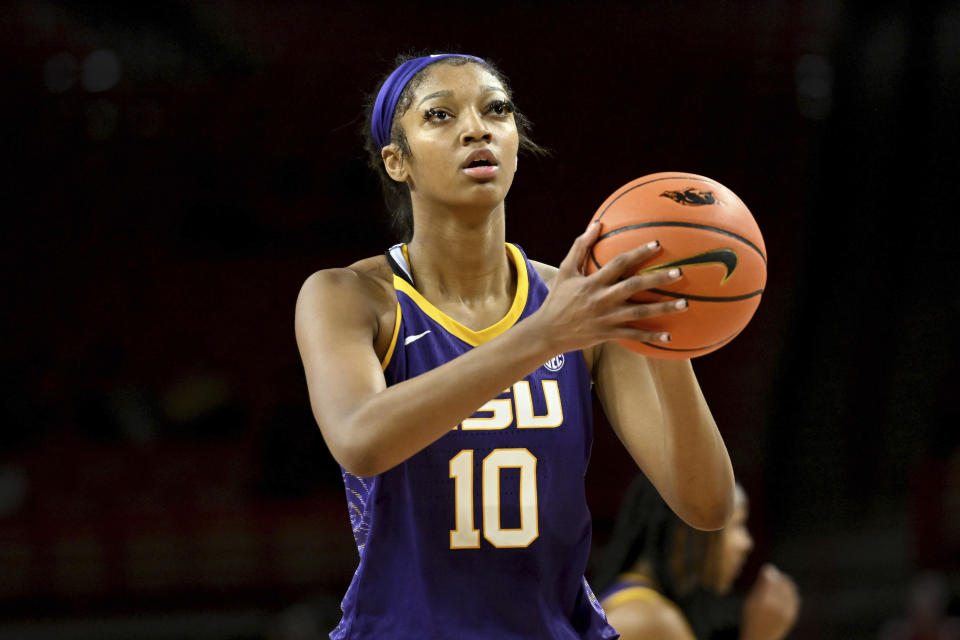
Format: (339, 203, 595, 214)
(371, 54, 486, 149)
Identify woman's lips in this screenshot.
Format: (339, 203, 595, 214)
(462, 165, 499, 179)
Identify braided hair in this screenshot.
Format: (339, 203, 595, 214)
(594, 474, 720, 600)
(593, 474, 742, 639)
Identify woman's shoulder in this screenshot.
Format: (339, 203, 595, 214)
(346, 254, 397, 293)
(297, 255, 397, 324)
(604, 595, 696, 640)
(300, 255, 393, 298)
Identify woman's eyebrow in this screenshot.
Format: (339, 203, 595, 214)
(416, 85, 507, 109)
(417, 90, 452, 108)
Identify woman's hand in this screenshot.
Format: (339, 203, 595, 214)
(740, 564, 801, 640)
(566, 221, 736, 530)
(530, 222, 688, 355)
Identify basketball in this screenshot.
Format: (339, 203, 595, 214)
(585, 172, 767, 359)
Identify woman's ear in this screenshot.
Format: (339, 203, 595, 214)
(382, 144, 408, 183)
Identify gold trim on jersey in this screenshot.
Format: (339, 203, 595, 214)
(601, 585, 666, 610)
(600, 572, 687, 620)
(380, 302, 402, 370)
(392, 243, 529, 347)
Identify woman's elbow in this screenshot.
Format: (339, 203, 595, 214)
(328, 434, 384, 478)
(690, 505, 733, 531)
(684, 485, 735, 531)
(325, 418, 404, 478)
(332, 448, 377, 478)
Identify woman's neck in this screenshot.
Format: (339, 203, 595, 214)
(406, 203, 512, 307)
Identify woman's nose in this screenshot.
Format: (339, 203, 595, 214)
(460, 109, 492, 145)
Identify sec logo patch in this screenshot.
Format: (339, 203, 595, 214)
(543, 354, 564, 372)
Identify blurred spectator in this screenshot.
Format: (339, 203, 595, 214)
(911, 370, 960, 572)
(0, 464, 29, 518)
(161, 370, 247, 439)
(71, 339, 162, 445)
(879, 571, 960, 640)
(256, 403, 341, 499)
(266, 595, 343, 640)
(593, 475, 799, 639)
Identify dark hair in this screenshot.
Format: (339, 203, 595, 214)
(362, 52, 546, 242)
(593, 475, 741, 640)
(593, 474, 721, 602)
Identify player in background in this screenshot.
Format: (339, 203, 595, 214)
(594, 474, 799, 639)
(295, 53, 736, 638)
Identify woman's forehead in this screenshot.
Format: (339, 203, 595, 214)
(414, 63, 506, 98)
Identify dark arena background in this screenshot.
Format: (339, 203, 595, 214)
(3, 1, 959, 638)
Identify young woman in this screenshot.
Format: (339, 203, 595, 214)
(295, 53, 736, 639)
(594, 475, 799, 640)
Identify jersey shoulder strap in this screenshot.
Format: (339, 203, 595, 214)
(385, 244, 414, 286)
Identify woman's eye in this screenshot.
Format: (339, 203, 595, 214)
(424, 108, 449, 122)
(488, 100, 515, 116)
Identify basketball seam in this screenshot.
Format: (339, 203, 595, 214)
(597, 222, 766, 264)
(589, 246, 602, 271)
(646, 287, 764, 302)
(639, 332, 739, 353)
(594, 175, 723, 223)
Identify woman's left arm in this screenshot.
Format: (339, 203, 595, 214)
(529, 259, 735, 530)
(591, 340, 735, 530)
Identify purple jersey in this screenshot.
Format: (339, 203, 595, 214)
(331, 243, 618, 640)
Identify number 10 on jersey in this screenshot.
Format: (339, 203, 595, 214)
(449, 448, 539, 549)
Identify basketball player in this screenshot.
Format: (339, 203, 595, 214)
(295, 53, 736, 639)
(594, 475, 799, 639)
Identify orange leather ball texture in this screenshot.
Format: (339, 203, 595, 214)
(585, 172, 767, 359)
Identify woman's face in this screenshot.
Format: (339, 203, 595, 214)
(386, 62, 520, 215)
(715, 486, 753, 593)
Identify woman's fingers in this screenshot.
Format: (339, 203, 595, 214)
(605, 267, 683, 301)
(603, 294, 688, 344)
(603, 300, 687, 346)
(609, 298, 688, 322)
(559, 223, 602, 277)
(549, 230, 693, 348)
(590, 240, 662, 284)
(609, 325, 673, 344)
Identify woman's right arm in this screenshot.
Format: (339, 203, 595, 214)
(295, 224, 682, 477)
(295, 265, 557, 477)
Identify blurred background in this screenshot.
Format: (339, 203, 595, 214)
(2, 0, 959, 638)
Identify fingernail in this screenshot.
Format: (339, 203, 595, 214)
(668, 268, 681, 278)
(647, 240, 660, 250)
(674, 299, 688, 310)
(659, 333, 671, 342)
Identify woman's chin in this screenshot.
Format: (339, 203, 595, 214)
(453, 187, 511, 212)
